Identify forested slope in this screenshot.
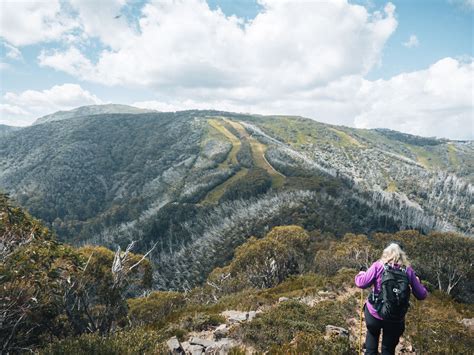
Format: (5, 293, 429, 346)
(0, 108, 472, 291)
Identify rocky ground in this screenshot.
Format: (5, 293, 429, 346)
(165, 287, 416, 354)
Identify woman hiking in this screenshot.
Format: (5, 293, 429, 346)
(355, 242, 427, 355)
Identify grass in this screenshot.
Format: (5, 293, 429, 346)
(224, 118, 285, 188)
(447, 143, 460, 167)
(202, 168, 249, 204)
(386, 180, 397, 192)
(207, 118, 241, 167)
(201, 118, 247, 204)
(328, 128, 364, 148)
(408, 145, 448, 170)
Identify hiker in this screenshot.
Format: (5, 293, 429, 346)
(355, 242, 427, 355)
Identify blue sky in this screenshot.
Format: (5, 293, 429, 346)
(0, 0, 472, 139)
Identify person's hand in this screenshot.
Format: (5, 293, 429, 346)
(415, 272, 421, 282)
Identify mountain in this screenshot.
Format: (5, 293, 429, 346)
(0, 110, 472, 290)
(0, 124, 21, 137)
(33, 104, 155, 124)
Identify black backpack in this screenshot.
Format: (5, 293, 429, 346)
(371, 264, 410, 321)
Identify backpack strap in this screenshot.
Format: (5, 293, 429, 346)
(384, 263, 407, 273)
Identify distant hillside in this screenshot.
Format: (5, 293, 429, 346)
(33, 104, 155, 125)
(0, 124, 21, 136)
(0, 109, 472, 290)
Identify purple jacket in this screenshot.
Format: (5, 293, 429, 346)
(355, 260, 428, 320)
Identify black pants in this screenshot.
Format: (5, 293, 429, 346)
(364, 305, 405, 355)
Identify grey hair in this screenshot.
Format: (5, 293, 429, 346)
(380, 243, 410, 267)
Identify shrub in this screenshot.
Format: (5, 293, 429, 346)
(0, 194, 153, 352)
(271, 332, 353, 355)
(314, 233, 376, 276)
(206, 226, 312, 296)
(239, 301, 320, 349)
(220, 168, 272, 201)
(179, 312, 226, 332)
(42, 327, 161, 355)
(239, 295, 356, 351)
(128, 291, 186, 326)
(406, 293, 474, 354)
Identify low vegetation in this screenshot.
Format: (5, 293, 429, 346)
(1, 194, 472, 354)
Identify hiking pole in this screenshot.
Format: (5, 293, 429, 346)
(359, 288, 364, 355)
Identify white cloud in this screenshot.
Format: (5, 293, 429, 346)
(4, 43, 22, 60)
(402, 34, 419, 48)
(38, 47, 94, 77)
(448, 0, 474, 10)
(354, 57, 473, 140)
(0, 84, 103, 126)
(68, 0, 134, 49)
(0, 0, 76, 46)
(39, 0, 397, 91)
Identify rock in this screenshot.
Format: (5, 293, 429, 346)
(213, 324, 229, 340)
(247, 311, 257, 321)
(279, 297, 289, 303)
(182, 343, 204, 355)
(204, 338, 236, 354)
(396, 342, 414, 353)
(395, 336, 416, 354)
(166, 336, 184, 354)
(461, 318, 474, 331)
(325, 325, 349, 338)
(318, 290, 336, 299)
(190, 337, 214, 348)
(221, 311, 257, 323)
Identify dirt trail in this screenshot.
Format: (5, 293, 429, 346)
(177, 285, 415, 354)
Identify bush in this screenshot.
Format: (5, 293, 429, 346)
(179, 312, 226, 332)
(0, 194, 153, 352)
(206, 226, 312, 295)
(220, 168, 272, 201)
(239, 301, 320, 349)
(406, 293, 474, 354)
(314, 233, 376, 276)
(236, 141, 254, 168)
(128, 291, 186, 326)
(272, 332, 353, 355)
(42, 327, 161, 355)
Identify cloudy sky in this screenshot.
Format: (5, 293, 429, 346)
(0, 0, 472, 139)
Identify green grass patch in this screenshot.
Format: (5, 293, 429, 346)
(224, 118, 285, 188)
(208, 118, 241, 167)
(238, 297, 355, 351)
(409, 145, 444, 169)
(329, 128, 364, 148)
(201, 168, 248, 204)
(386, 180, 397, 192)
(447, 143, 460, 167)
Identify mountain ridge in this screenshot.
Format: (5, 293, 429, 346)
(1, 108, 472, 290)
(33, 103, 156, 125)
